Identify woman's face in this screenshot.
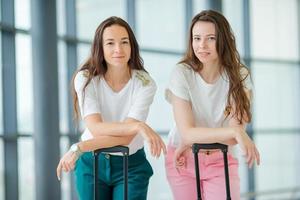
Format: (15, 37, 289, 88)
(102, 25, 131, 68)
(192, 21, 219, 67)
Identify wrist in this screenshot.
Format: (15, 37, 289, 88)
(70, 143, 83, 158)
(232, 127, 240, 139)
(134, 122, 144, 134)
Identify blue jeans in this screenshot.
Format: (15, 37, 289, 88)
(75, 148, 153, 200)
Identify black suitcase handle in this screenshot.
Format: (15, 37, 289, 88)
(93, 146, 129, 200)
(192, 143, 231, 200)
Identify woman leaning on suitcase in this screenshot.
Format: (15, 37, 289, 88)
(56, 16, 166, 200)
(165, 10, 260, 200)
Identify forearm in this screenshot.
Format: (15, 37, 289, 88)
(88, 121, 138, 137)
(78, 135, 134, 152)
(221, 118, 248, 146)
(182, 127, 237, 146)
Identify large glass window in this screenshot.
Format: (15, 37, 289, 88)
(223, 0, 245, 57)
(252, 61, 300, 129)
(136, 0, 185, 52)
(18, 138, 35, 200)
(77, 43, 90, 67)
(146, 135, 172, 199)
(76, 0, 125, 40)
(16, 33, 33, 134)
(255, 132, 300, 198)
(15, 0, 31, 30)
(193, 0, 207, 13)
(58, 40, 68, 135)
(251, 0, 298, 60)
(60, 137, 71, 200)
(57, 0, 66, 37)
(141, 52, 181, 132)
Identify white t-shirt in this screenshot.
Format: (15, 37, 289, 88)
(74, 69, 157, 155)
(165, 63, 252, 147)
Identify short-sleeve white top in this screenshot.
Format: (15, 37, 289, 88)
(165, 63, 252, 147)
(74, 69, 157, 155)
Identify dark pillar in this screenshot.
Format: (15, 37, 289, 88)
(31, 0, 61, 199)
(126, 0, 136, 32)
(242, 0, 255, 199)
(1, 0, 18, 199)
(65, 0, 79, 199)
(205, 0, 222, 12)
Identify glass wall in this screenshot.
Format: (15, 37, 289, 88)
(76, 0, 125, 40)
(16, 34, 33, 135)
(136, 0, 185, 51)
(250, 0, 300, 198)
(0, 0, 299, 199)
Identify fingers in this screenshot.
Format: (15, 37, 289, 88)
(244, 144, 260, 168)
(56, 152, 78, 180)
(146, 131, 166, 158)
(255, 147, 260, 165)
(56, 162, 62, 181)
(174, 156, 186, 173)
(161, 139, 167, 155)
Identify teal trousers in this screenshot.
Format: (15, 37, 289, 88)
(74, 148, 153, 200)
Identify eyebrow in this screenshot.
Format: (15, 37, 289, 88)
(193, 34, 216, 37)
(104, 37, 129, 42)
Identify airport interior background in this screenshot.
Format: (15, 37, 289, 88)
(0, 0, 300, 199)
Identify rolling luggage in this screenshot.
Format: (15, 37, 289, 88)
(93, 145, 129, 200)
(192, 143, 231, 200)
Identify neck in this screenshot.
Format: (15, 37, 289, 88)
(200, 62, 221, 84)
(104, 65, 131, 86)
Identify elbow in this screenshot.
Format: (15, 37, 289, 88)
(122, 135, 135, 146)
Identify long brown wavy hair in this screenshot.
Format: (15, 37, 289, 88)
(180, 10, 252, 124)
(72, 16, 146, 121)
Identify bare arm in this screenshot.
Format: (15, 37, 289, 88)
(221, 89, 253, 146)
(84, 114, 139, 137)
(171, 94, 237, 145)
(84, 116, 166, 155)
(57, 117, 167, 180)
(171, 92, 260, 168)
(78, 135, 133, 152)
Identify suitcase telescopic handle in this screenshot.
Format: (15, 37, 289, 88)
(94, 145, 129, 155)
(192, 143, 228, 153)
(192, 143, 231, 200)
(93, 145, 129, 200)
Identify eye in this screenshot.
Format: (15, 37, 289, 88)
(106, 42, 114, 45)
(193, 37, 201, 41)
(122, 40, 129, 44)
(208, 36, 216, 41)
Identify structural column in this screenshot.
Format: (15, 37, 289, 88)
(1, 0, 18, 199)
(205, 0, 222, 12)
(65, 0, 79, 199)
(126, 0, 136, 32)
(31, 0, 61, 199)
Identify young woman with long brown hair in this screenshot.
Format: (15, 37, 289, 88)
(165, 10, 260, 200)
(56, 16, 166, 200)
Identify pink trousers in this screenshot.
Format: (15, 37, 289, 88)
(165, 145, 240, 200)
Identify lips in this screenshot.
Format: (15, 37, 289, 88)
(198, 52, 210, 56)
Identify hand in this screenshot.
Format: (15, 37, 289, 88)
(234, 127, 260, 168)
(174, 144, 190, 170)
(56, 150, 79, 181)
(137, 122, 167, 158)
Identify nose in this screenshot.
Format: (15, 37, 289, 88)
(114, 43, 123, 53)
(199, 39, 207, 48)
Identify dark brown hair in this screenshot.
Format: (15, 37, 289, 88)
(72, 16, 145, 121)
(180, 10, 251, 124)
